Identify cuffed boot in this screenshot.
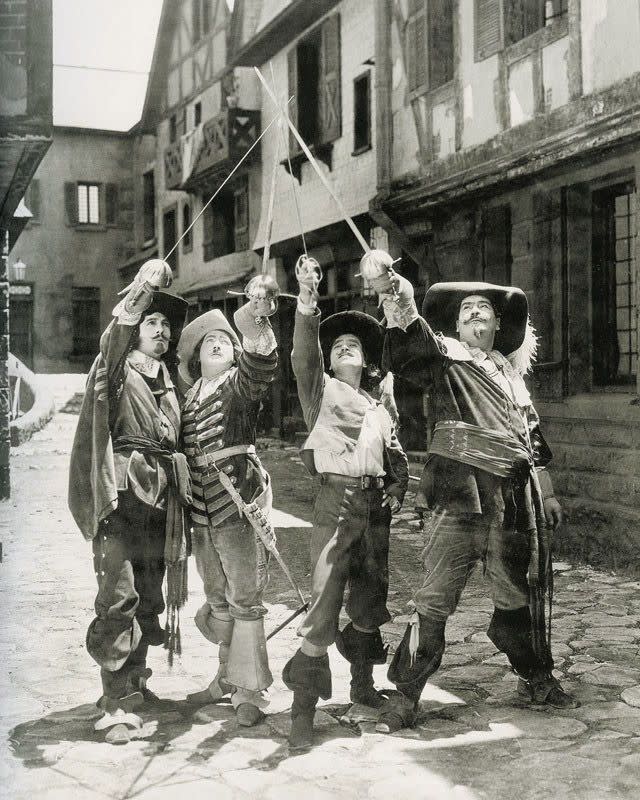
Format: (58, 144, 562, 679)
(377, 614, 446, 734)
(187, 610, 235, 704)
(488, 607, 579, 709)
(335, 623, 388, 708)
(282, 650, 332, 751)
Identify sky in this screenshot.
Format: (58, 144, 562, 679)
(53, 0, 164, 130)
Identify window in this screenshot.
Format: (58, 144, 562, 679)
(24, 179, 41, 222)
(182, 201, 193, 253)
(163, 207, 178, 273)
(77, 183, 100, 224)
(202, 180, 248, 260)
(72, 287, 100, 360)
(169, 114, 177, 143)
(592, 184, 637, 384)
(406, 0, 454, 93)
(64, 182, 122, 227)
(353, 71, 371, 154)
(194, 101, 202, 127)
(288, 13, 341, 156)
(143, 170, 156, 243)
(481, 205, 512, 284)
(475, 0, 568, 60)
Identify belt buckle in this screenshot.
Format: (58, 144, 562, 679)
(360, 476, 370, 490)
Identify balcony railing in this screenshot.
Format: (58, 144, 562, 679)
(164, 108, 261, 193)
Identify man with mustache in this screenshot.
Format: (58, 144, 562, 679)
(281, 256, 408, 751)
(69, 259, 189, 744)
(177, 277, 279, 727)
(365, 250, 575, 734)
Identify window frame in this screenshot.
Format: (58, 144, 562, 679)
(76, 182, 101, 226)
(162, 204, 179, 275)
(182, 200, 193, 254)
(352, 70, 372, 156)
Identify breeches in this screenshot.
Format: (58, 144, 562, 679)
(298, 479, 392, 647)
(192, 517, 270, 621)
(413, 508, 530, 619)
(86, 491, 166, 694)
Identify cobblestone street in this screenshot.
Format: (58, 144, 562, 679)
(2, 402, 640, 800)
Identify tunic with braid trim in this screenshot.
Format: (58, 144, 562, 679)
(181, 349, 277, 528)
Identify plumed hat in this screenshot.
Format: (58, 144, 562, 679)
(177, 309, 242, 388)
(422, 281, 529, 357)
(319, 310, 384, 372)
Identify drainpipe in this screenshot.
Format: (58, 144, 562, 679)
(0, 230, 9, 500)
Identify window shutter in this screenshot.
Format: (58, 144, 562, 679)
(64, 181, 78, 226)
(287, 46, 300, 155)
(319, 13, 341, 145)
(475, 0, 502, 61)
(105, 183, 118, 226)
(429, 0, 454, 90)
(118, 178, 134, 229)
(407, 4, 427, 92)
(27, 179, 41, 221)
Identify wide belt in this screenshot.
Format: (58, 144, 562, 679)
(428, 420, 532, 479)
(190, 443, 256, 470)
(320, 473, 385, 490)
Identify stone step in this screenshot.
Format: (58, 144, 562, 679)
(541, 416, 640, 450)
(552, 467, 640, 508)
(549, 441, 640, 477)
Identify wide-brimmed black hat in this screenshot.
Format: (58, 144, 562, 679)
(144, 291, 189, 344)
(319, 310, 384, 371)
(422, 281, 528, 356)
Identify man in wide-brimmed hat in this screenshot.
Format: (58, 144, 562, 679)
(177, 278, 279, 727)
(365, 249, 575, 734)
(69, 259, 190, 744)
(281, 256, 408, 751)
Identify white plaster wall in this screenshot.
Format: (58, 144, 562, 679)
(253, 0, 377, 248)
(433, 98, 456, 159)
(460, 0, 501, 148)
(542, 35, 569, 112)
(581, 0, 640, 95)
(509, 56, 535, 126)
(256, 0, 292, 33)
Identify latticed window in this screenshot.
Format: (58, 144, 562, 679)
(592, 184, 637, 384)
(77, 183, 100, 224)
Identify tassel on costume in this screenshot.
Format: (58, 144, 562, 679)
(408, 610, 420, 667)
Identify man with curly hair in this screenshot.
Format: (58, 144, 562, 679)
(69, 260, 190, 744)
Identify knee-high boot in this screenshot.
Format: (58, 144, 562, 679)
(282, 650, 332, 751)
(335, 623, 388, 708)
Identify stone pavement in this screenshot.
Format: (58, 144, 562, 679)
(1, 406, 640, 800)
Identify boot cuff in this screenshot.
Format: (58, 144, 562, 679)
(335, 623, 388, 665)
(282, 650, 332, 699)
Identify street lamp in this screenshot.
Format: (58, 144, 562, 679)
(12, 258, 26, 282)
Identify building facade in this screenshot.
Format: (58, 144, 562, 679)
(0, 0, 53, 497)
(372, 0, 640, 566)
(233, 0, 386, 432)
(7, 128, 134, 372)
